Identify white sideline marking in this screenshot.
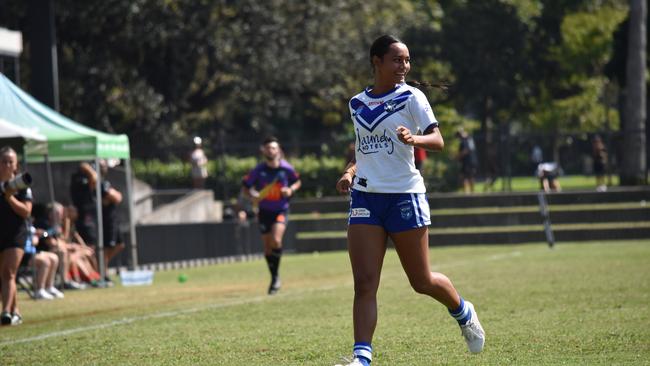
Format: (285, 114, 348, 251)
(1, 249, 525, 347)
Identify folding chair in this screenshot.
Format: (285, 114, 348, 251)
(16, 233, 37, 299)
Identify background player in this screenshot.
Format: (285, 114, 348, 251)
(242, 137, 301, 295)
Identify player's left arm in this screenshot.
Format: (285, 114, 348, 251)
(398, 90, 444, 152)
(281, 169, 301, 198)
(397, 124, 444, 152)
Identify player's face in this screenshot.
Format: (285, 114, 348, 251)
(0, 151, 17, 181)
(376, 42, 410, 85)
(262, 142, 280, 161)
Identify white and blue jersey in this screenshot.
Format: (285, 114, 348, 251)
(348, 83, 437, 232)
(349, 83, 438, 193)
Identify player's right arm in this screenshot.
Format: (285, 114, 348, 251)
(336, 157, 356, 194)
(242, 167, 261, 204)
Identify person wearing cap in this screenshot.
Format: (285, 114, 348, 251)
(190, 137, 209, 189)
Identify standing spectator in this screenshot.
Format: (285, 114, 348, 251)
(242, 137, 301, 295)
(483, 143, 499, 192)
(592, 135, 608, 192)
(99, 160, 125, 286)
(190, 136, 209, 189)
(334, 35, 484, 366)
(69, 162, 99, 289)
(456, 127, 478, 194)
(70, 161, 124, 286)
(70, 162, 98, 247)
(530, 144, 543, 175)
(0, 146, 31, 325)
(414, 146, 427, 171)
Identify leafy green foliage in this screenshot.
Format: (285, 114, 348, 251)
(1, 0, 641, 187)
(133, 155, 347, 198)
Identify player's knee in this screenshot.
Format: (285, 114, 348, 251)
(269, 238, 282, 248)
(410, 279, 433, 295)
(409, 274, 440, 294)
(0, 267, 16, 280)
(353, 274, 380, 296)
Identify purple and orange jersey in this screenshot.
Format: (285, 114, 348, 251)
(242, 160, 300, 212)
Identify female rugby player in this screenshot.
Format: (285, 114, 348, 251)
(334, 35, 485, 366)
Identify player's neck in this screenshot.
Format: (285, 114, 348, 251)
(265, 159, 280, 168)
(370, 80, 398, 96)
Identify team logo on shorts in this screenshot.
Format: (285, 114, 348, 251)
(398, 201, 413, 220)
(350, 208, 371, 218)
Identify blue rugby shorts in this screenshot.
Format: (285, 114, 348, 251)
(348, 189, 431, 233)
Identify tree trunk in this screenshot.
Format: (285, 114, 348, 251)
(621, 0, 647, 185)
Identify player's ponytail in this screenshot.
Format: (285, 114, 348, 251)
(406, 80, 450, 92)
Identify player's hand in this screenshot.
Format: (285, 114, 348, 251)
(280, 187, 293, 198)
(336, 173, 353, 194)
(248, 189, 261, 205)
(3, 187, 17, 198)
(396, 126, 417, 146)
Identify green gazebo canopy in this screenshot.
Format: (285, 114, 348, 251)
(0, 72, 129, 161)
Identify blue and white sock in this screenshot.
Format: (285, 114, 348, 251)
(449, 297, 472, 325)
(353, 342, 372, 366)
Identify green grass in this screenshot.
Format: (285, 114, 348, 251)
(472, 174, 620, 193)
(297, 221, 650, 238)
(2, 241, 649, 365)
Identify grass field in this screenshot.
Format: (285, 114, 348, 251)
(470, 174, 620, 193)
(1, 240, 649, 365)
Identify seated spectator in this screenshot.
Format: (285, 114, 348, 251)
(23, 224, 64, 300)
(33, 202, 86, 290)
(62, 205, 101, 286)
(537, 162, 562, 192)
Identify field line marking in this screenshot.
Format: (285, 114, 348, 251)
(0, 248, 527, 347)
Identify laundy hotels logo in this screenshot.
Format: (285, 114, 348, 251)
(350, 207, 371, 218)
(357, 128, 394, 155)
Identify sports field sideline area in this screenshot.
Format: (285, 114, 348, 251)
(1, 240, 648, 365)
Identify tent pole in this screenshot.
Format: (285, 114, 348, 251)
(125, 159, 138, 269)
(44, 154, 56, 202)
(95, 157, 106, 285)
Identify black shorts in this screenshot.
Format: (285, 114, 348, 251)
(594, 160, 605, 176)
(103, 224, 123, 248)
(461, 163, 477, 178)
(257, 209, 289, 234)
(0, 225, 28, 252)
(20, 252, 33, 267)
(77, 223, 97, 246)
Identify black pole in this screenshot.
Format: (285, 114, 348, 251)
(27, 0, 59, 111)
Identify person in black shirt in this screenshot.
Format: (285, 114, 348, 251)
(70, 162, 98, 247)
(70, 161, 124, 286)
(99, 160, 125, 285)
(456, 127, 478, 194)
(0, 147, 32, 325)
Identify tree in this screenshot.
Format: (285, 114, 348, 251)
(621, 0, 647, 185)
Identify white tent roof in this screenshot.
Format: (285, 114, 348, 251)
(0, 117, 46, 141)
